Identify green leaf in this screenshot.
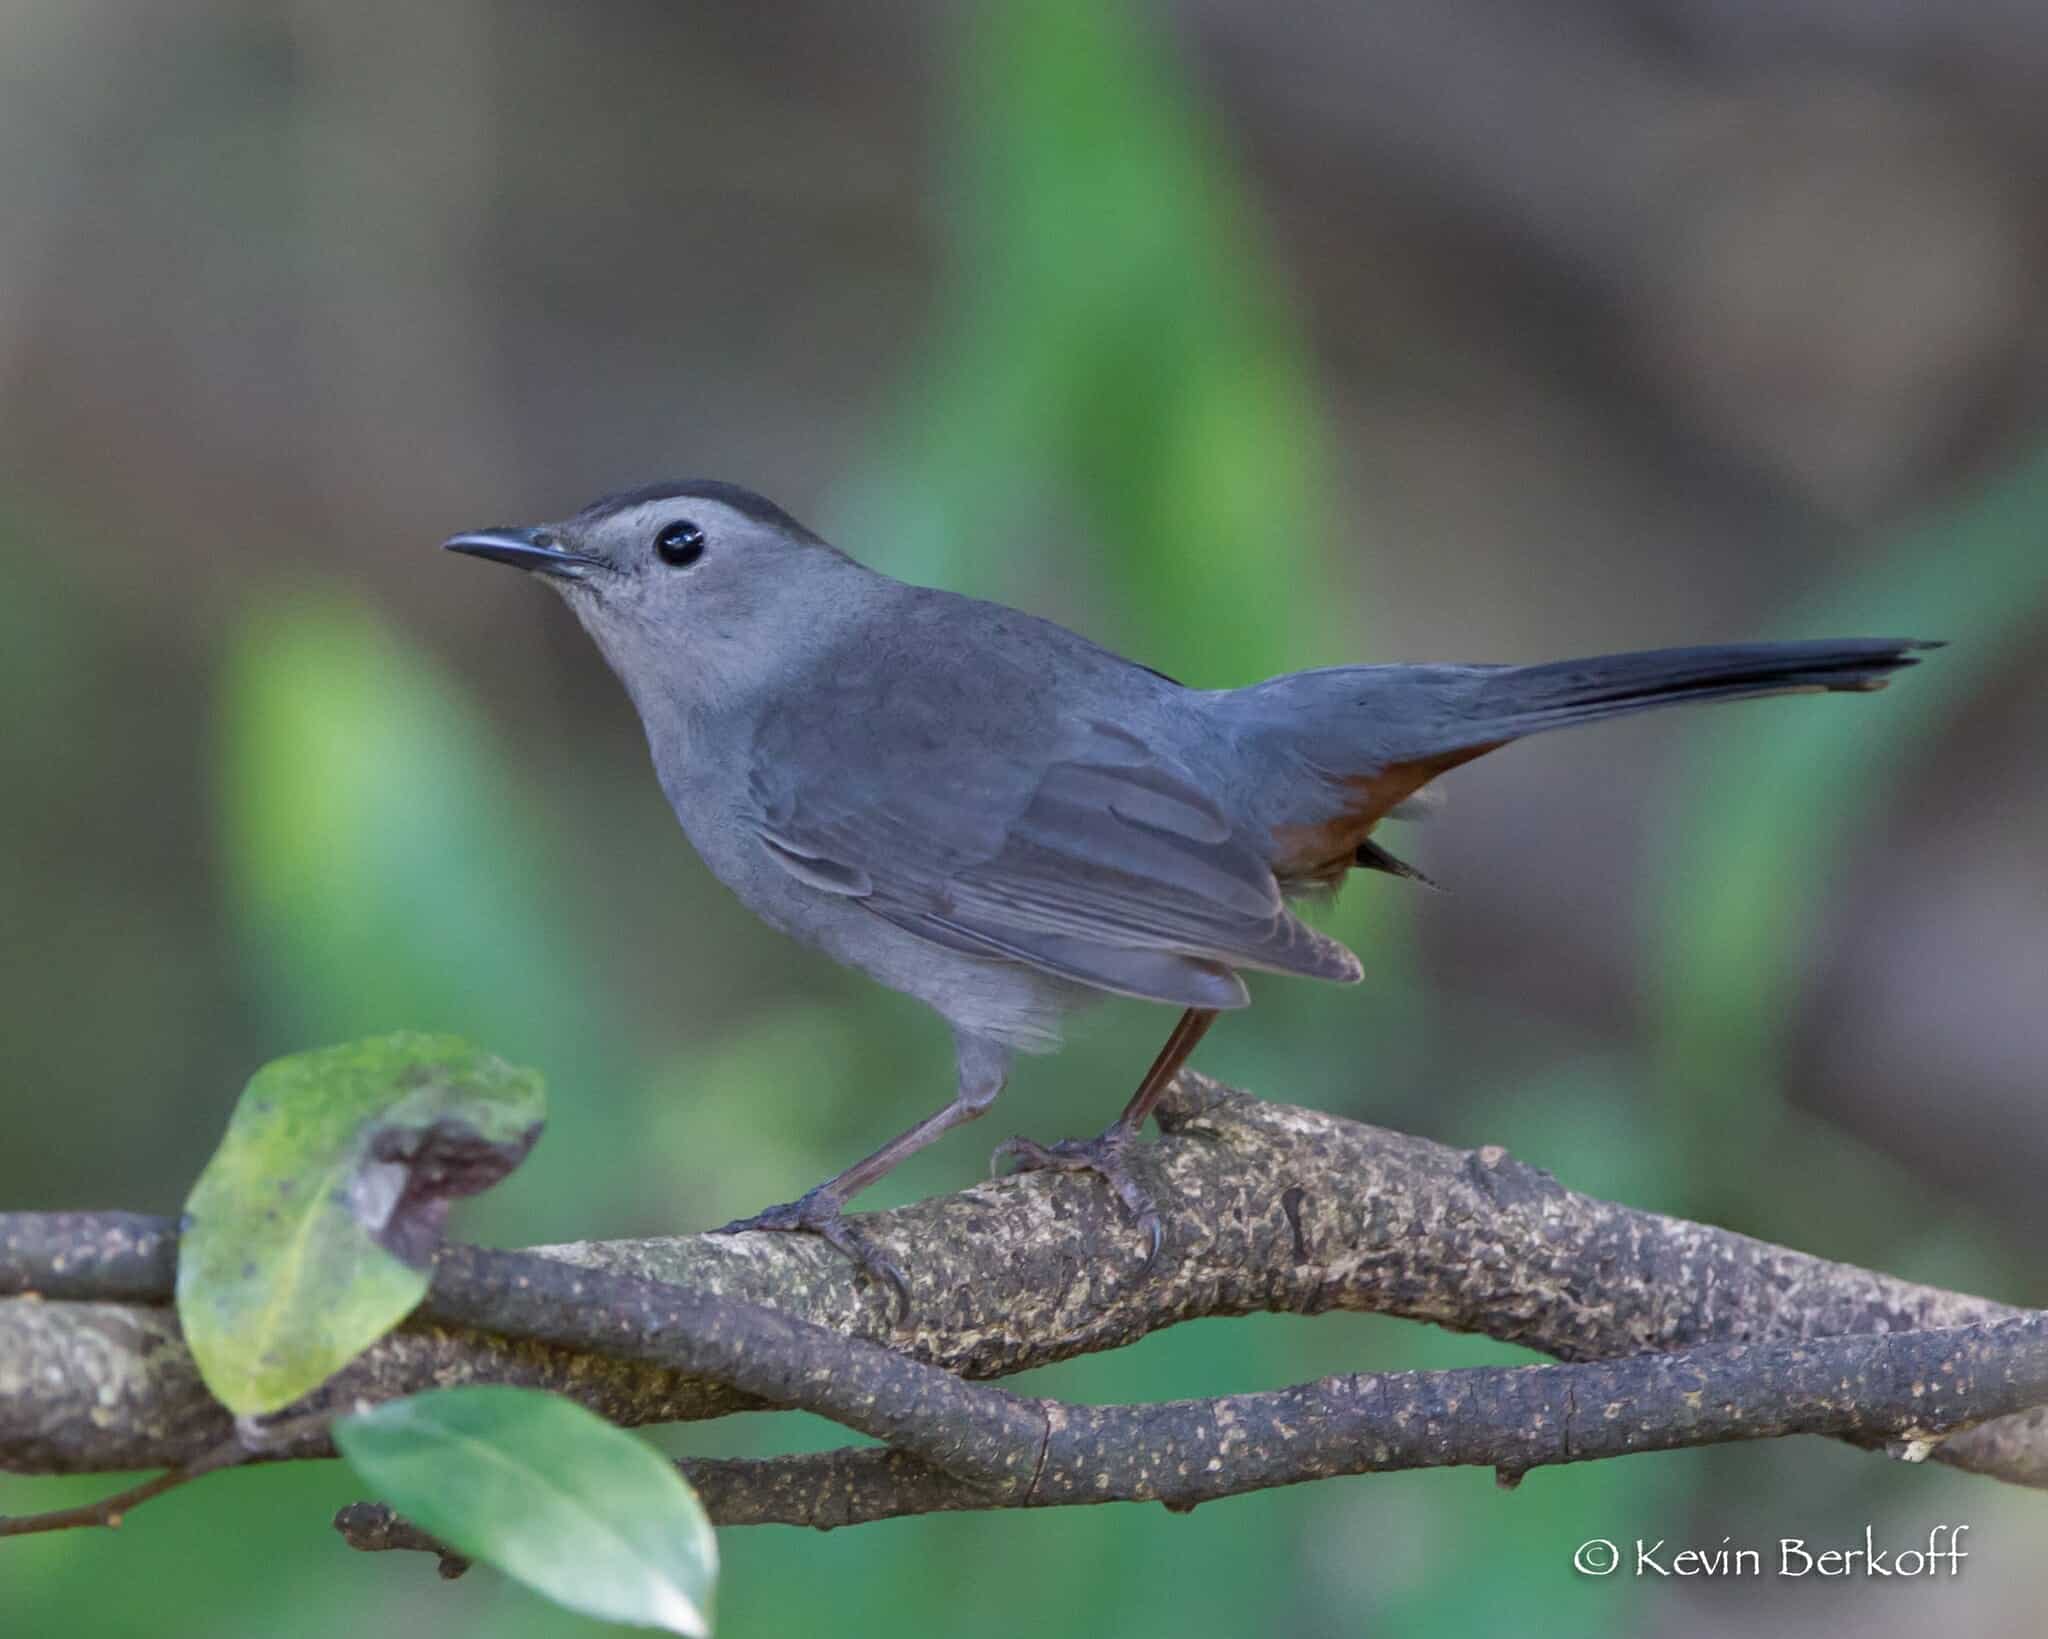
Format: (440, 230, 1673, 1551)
(335, 1386, 718, 1636)
(176, 1033, 545, 1416)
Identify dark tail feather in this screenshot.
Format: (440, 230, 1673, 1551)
(1355, 836, 1443, 890)
(1458, 637, 1940, 743)
(1230, 636, 1938, 892)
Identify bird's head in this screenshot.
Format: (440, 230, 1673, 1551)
(444, 479, 865, 705)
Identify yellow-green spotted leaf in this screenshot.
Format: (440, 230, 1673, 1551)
(176, 1033, 544, 1416)
(335, 1386, 718, 1636)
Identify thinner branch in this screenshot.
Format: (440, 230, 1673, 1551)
(323, 1314, 2048, 1550)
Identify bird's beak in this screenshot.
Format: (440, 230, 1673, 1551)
(442, 526, 602, 580)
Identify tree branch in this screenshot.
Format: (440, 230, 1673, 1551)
(0, 1412, 334, 1541)
(6, 1074, 2046, 1525)
(327, 1311, 2048, 1555)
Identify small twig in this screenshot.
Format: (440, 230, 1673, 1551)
(0, 1464, 220, 1539)
(0, 1411, 332, 1539)
(330, 1503, 471, 1579)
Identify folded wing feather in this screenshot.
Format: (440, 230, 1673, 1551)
(751, 718, 1361, 1006)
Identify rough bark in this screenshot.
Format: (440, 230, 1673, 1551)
(4, 1075, 2044, 1496)
(330, 1312, 2048, 1547)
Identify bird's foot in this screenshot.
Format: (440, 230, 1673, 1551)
(989, 1129, 1163, 1267)
(712, 1188, 910, 1320)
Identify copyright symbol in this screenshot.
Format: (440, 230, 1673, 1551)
(1574, 1539, 1620, 1576)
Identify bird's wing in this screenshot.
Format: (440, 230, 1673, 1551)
(750, 707, 1361, 1009)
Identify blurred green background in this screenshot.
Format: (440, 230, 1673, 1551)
(4, 2, 2046, 1634)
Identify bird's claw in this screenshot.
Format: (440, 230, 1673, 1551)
(990, 1132, 1164, 1270)
(713, 1189, 911, 1321)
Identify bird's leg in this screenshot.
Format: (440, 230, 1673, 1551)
(991, 1006, 1219, 1264)
(713, 1033, 1008, 1318)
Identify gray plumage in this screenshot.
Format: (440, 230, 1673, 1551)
(445, 480, 1935, 1295)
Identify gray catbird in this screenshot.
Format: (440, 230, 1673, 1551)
(446, 480, 1934, 1301)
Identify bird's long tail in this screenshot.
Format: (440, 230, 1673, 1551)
(1225, 637, 1940, 889)
(1436, 637, 1938, 746)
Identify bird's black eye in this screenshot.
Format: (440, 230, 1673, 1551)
(655, 519, 706, 566)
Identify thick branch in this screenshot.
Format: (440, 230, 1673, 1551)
(5, 1076, 2045, 1494)
(22, 1241, 2048, 1547)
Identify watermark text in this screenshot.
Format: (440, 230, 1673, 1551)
(1573, 1525, 1968, 1579)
